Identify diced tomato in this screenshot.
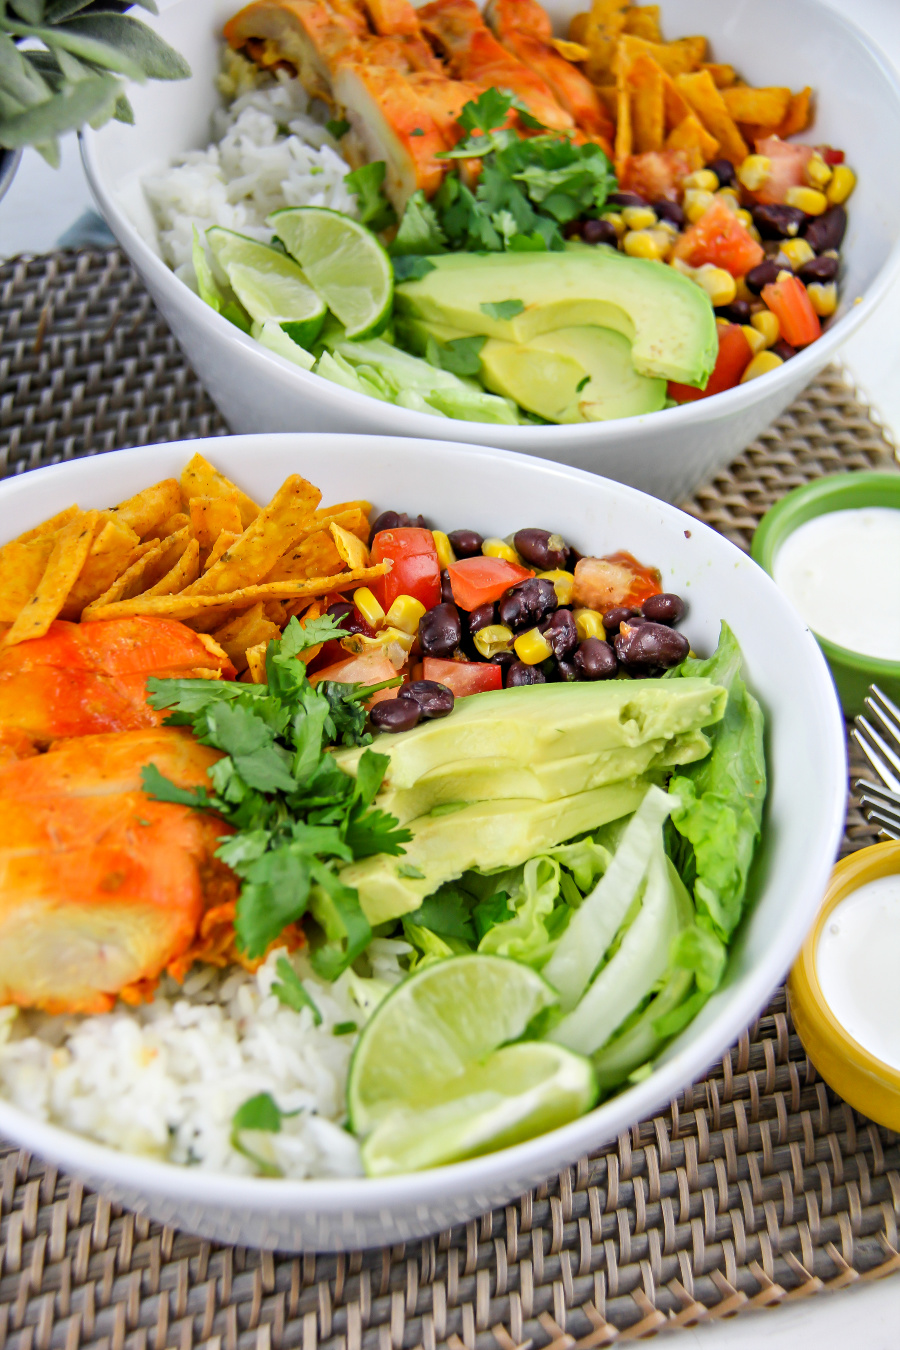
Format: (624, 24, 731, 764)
(672, 198, 764, 277)
(820, 146, 845, 166)
(761, 275, 821, 347)
(308, 651, 400, 706)
(370, 527, 440, 612)
(572, 551, 662, 612)
(668, 324, 753, 402)
(446, 555, 533, 610)
(422, 658, 503, 697)
(621, 149, 692, 202)
(753, 136, 813, 205)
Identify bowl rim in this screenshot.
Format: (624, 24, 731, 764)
(78, 0, 900, 445)
(751, 471, 900, 679)
(0, 431, 850, 1211)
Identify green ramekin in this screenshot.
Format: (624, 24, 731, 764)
(751, 471, 900, 717)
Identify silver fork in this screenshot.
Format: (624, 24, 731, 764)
(852, 685, 900, 840)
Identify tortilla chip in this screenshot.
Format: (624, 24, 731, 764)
(665, 111, 719, 167)
(5, 506, 81, 549)
(596, 84, 617, 118)
(146, 511, 190, 541)
(661, 70, 692, 129)
(580, 0, 629, 83)
(4, 511, 99, 646)
(777, 87, 812, 138)
(618, 34, 704, 79)
(245, 642, 269, 685)
(0, 538, 55, 622)
(568, 11, 588, 44)
(185, 474, 322, 597)
(551, 36, 590, 61)
(628, 52, 665, 153)
(60, 517, 148, 619)
(180, 453, 261, 529)
(700, 62, 736, 88)
(614, 42, 633, 170)
(189, 496, 244, 552)
(329, 522, 370, 571)
(721, 86, 791, 128)
(315, 504, 371, 543)
(144, 539, 201, 597)
(267, 530, 345, 583)
(213, 603, 281, 671)
(113, 479, 182, 539)
(675, 69, 748, 162)
(264, 600, 290, 626)
(204, 530, 240, 571)
(82, 528, 193, 614)
(82, 562, 391, 623)
(623, 5, 661, 41)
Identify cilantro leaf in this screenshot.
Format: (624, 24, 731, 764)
(480, 299, 524, 320)
(392, 254, 436, 282)
(272, 956, 323, 1023)
(140, 763, 213, 811)
(390, 189, 447, 256)
(326, 117, 350, 139)
(333, 1021, 358, 1035)
(576, 374, 590, 393)
(230, 1091, 299, 1175)
(309, 869, 372, 979)
(456, 86, 515, 138)
(344, 162, 397, 231)
(437, 334, 486, 376)
(405, 888, 476, 941)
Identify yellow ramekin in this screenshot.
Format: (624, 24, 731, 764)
(789, 840, 900, 1129)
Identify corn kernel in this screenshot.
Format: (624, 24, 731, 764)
(716, 316, 732, 329)
(736, 154, 771, 192)
(750, 309, 780, 347)
(600, 211, 626, 238)
(683, 188, 715, 223)
(514, 627, 553, 665)
(538, 569, 576, 605)
(623, 228, 667, 261)
(827, 164, 856, 205)
(573, 607, 606, 642)
(482, 537, 523, 565)
(740, 324, 767, 356)
(621, 205, 657, 230)
(776, 269, 793, 283)
(804, 151, 833, 190)
(354, 586, 384, 628)
(684, 168, 719, 193)
(694, 264, 736, 307)
(473, 623, 514, 659)
(740, 350, 784, 383)
(670, 257, 695, 278)
(807, 281, 838, 317)
(784, 185, 828, 215)
(431, 529, 456, 571)
(779, 238, 815, 269)
(715, 189, 740, 214)
(747, 223, 763, 244)
(734, 276, 754, 304)
(655, 217, 679, 237)
(736, 208, 754, 229)
(344, 627, 414, 660)
(384, 593, 426, 635)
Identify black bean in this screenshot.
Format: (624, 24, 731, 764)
(489, 650, 517, 674)
(498, 578, 557, 631)
(369, 510, 427, 541)
(707, 157, 736, 188)
(803, 205, 847, 253)
(325, 601, 368, 636)
(745, 260, 782, 295)
(543, 608, 578, 659)
(447, 528, 483, 558)
(556, 657, 581, 682)
(574, 637, 618, 680)
(771, 339, 797, 361)
(615, 621, 689, 671)
(506, 660, 546, 686)
(798, 253, 839, 283)
(513, 528, 569, 571)
(581, 218, 619, 246)
(468, 601, 497, 634)
(715, 300, 751, 325)
(651, 199, 685, 228)
(641, 593, 685, 625)
(608, 191, 646, 208)
(601, 605, 636, 635)
(440, 569, 454, 603)
(370, 698, 421, 733)
(418, 602, 462, 658)
(751, 203, 807, 240)
(398, 680, 454, 719)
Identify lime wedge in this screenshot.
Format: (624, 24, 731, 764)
(347, 954, 597, 1175)
(270, 207, 393, 339)
(206, 226, 326, 347)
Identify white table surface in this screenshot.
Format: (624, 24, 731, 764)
(0, 2, 898, 1342)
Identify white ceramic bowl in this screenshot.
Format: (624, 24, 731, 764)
(0, 433, 847, 1250)
(79, 0, 900, 502)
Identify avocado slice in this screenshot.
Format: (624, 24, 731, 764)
(395, 248, 717, 387)
(480, 326, 667, 423)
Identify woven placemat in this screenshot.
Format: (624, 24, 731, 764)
(1, 249, 899, 1350)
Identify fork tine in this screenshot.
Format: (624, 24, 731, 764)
(859, 795, 900, 828)
(856, 778, 900, 810)
(865, 685, 900, 751)
(869, 684, 900, 728)
(863, 809, 900, 841)
(852, 719, 900, 793)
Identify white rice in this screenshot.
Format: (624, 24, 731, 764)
(0, 940, 410, 1178)
(143, 52, 359, 277)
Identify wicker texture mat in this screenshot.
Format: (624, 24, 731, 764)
(1, 249, 899, 1349)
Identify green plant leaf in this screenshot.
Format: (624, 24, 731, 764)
(60, 14, 190, 79)
(10, 0, 46, 24)
(0, 33, 52, 107)
(0, 72, 119, 148)
(113, 89, 133, 122)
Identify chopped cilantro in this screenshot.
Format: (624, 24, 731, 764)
(392, 255, 437, 282)
(576, 374, 590, 392)
(398, 863, 426, 879)
(230, 1091, 301, 1175)
(410, 127, 425, 137)
(480, 299, 524, 320)
(333, 1021, 358, 1036)
(344, 162, 397, 232)
(389, 190, 446, 257)
(272, 956, 322, 1024)
(437, 334, 486, 377)
(326, 118, 350, 139)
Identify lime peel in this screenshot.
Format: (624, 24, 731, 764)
(271, 206, 393, 340)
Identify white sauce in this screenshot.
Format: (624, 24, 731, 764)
(816, 873, 900, 1070)
(772, 507, 900, 661)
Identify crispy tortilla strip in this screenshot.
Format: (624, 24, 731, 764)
(551, 36, 589, 61)
(700, 62, 736, 88)
(0, 538, 55, 622)
(617, 34, 704, 79)
(113, 479, 182, 539)
(777, 86, 812, 138)
(315, 499, 372, 522)
(666, 111, 719, 167)
(213, 603, 281, 672)
(264, 600, 290, 626)
(82, 562, 391, 622)
(146, 510, 190, 541)
(330, 522, 370, 571)
(144, 538, 201, 597)
(184, 474, 322, 597)
(189, 495, 244, 551)
(204, 530, 240, 571)
(661, 68, 691, 128)
(315, 504, 371, 542)
(596, 83, 617, 118)
(267, 530, 345, 583)
(245, 642, 269, 685)
(180, 452, 261, 529)
(81, 529, 192, 614)
(675, 69, 747, 162)
(4, 506, 81, 549)
(4, 511, 99, 646)
(628, 52, 665, 153)
(622, 5, 660, 41)
(60, 517, 147, 619)
(614, 42, 632, 170)
(721, 85, 791, 127)
(578, 0, 628, 84)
